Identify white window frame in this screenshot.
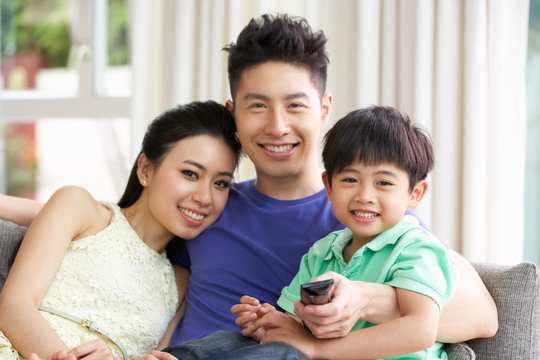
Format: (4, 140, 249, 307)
(0, 0, 131, 121)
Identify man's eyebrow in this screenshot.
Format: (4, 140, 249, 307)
(284, 92, 309, 101)
(184, 160, 234, 178)
(242, 93, 270, 101)
(241, 92, 309, 102)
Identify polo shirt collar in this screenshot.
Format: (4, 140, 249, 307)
(328, 214, 421, 259)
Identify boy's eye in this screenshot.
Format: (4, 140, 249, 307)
(377, 181, 392, 186)
(341, 177, 357, 183)
(182, 170, 198, 179)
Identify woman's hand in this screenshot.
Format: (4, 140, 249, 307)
(135, 350, 178, 359)
(27, 339, 122, 360)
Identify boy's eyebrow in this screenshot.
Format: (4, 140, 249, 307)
(184, 160, 234, 178)
(341, 167, 399, 177)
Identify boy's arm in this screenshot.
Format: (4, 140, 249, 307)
(260, 288, 440, 360)
(298, 252, 498, 343)
(0, 194, 44, 226)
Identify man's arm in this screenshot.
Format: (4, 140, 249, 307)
(437, 250, 498, 342)
(0, 194, 44, 226)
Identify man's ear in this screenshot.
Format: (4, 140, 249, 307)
(408, 180, 428, 208)
(322, 171, 333, 201)
(321, 93, 333, 128)
(225, 100, 234, 115)
(136, 153, 153, 186)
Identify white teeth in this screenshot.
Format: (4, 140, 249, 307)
(353, 211, 377, 218)
(179, 207, 204, 221)
(265, 144, 293, 153)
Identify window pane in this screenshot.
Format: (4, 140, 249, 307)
(1, 0, 76, 93)
(94, 0, 131, 96)
(2, 118, 131, 203)
(525, 0, 540, 265)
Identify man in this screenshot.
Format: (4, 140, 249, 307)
(164, 13, 497, 358)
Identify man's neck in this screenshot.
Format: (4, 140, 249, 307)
(253, 166, 324, 200)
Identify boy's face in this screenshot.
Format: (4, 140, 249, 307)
(322, 161, 427, 246)
(227, 61, 331, 183)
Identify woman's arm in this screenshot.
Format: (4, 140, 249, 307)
(156, 266, 190, 350)
(0, 194, 44, 226)
(0, 186, 109, 358)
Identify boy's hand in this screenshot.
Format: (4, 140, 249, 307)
(231, 295, 275, 341)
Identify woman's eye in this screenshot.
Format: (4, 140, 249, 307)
(215, 180, 230, 189)
(182, 170, 197, 179)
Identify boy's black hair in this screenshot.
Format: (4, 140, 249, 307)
(322, 105, 434, 190)
(223, 13, 329, 100)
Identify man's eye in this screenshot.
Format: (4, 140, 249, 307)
(289, 103, 305, 109)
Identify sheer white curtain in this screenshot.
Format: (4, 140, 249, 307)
(130, 0, 529, 264)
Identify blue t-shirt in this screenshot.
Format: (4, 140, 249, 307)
(168, 179, 426, 345)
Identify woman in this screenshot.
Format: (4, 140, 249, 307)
(0, 101, 241, 360)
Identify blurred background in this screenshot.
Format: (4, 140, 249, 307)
(0, 0, 538, 266)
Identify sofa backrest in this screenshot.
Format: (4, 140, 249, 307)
(446, 261, 540, 360)
(0, 219, 26, 291)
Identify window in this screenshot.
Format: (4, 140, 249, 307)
(525, 0, 540, 265)
(1, 0, 132, 202)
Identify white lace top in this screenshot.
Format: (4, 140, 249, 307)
(0, 202, 178, 359)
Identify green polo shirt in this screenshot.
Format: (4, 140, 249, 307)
(277, 215, 457, 360)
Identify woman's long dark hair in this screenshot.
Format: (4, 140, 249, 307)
(118, 100, 241, 208)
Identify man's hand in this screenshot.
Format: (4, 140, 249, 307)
(295, 272, 399, 339)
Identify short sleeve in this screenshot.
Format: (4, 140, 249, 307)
(386, 232, 457, 310)
(277, 252, 314, 314)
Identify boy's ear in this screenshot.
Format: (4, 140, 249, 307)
(321, 171, 333, 201)
(137, 153, 154, 186)
(408, 180, 428, 208)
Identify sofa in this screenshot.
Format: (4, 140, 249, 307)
(1, 219, 539, 359)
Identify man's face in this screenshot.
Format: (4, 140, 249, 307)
(229, 61, 331, 183)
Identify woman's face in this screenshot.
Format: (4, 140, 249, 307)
(143, 134, 236, 240)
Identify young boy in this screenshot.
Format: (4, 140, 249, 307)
(233, 105, 457, 359)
